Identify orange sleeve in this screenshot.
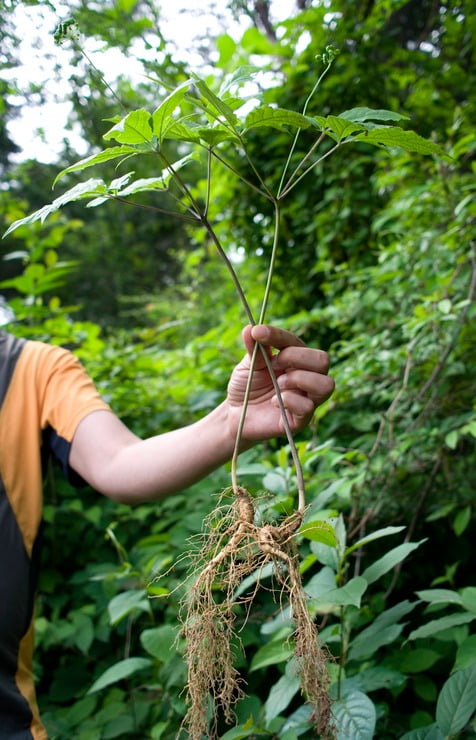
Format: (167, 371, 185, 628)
(24, 340, 111, 442)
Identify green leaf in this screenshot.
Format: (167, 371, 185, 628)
(264, 663, 300, 725)
(107, 589, 151, 625)
(88, 657, 152, 694)
(345, 525, 406, 556)
(461, 587, 476, 613)
(191, 75, 239, 128)
(400, 724, 444, 740)
(348, 623, 405, 661)
(195, 125, 239, 146)
(340, 666, 406, 694)
(244, 106, 312, 133)
(354, 127, 445, 157)
(408, 612, 476, 641)
(453, 505, 472, 536)
(339, 107, 410, 123)
(454, 635, 476, 672)
(313, 576, 368, 609)
(361, 540, 426, 585)
(313, 114, 366, 141)
(398, 648, 442, 674)
(415, 588, 463, 606)
(140, 625, 178, 661)
(53, 145, 138, 186)
(332, 690, 376, 740)
(299, 519, 337, 546)
(250, 637, 293, 672)
(436, 665, 476, 736)
(3, 178, 106, 237)
(162, 121, 201, 143)
(104, 109, 153, 145)
(151, 80, 191, 142)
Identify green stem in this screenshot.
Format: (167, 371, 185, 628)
(277, 60, 334, 198)
(279, 142, 341, 200)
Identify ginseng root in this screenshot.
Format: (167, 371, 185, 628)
(179, 487, 332, 740)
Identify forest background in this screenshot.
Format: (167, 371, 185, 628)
(1, 0, 475, 738)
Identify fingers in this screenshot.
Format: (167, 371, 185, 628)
(276, 370, 335, 405)
(244, 324, 331, 375)
(250, 324, 306, 350)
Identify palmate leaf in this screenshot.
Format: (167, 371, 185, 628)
(244, 105, 312, 133)
(53, 145, 139, 186)
(104, 108, 154, 145)
(313, 114, 366, 141)
(3, 178, 107, 237)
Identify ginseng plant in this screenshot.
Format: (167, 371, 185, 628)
(4, 31, 445, 738)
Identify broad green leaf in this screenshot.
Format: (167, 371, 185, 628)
(361, 539, 426, 585)
(312, 115, 366, 141)
(220, 723, 261, 740)
(107, 589, 151, 625)
(345, 525, 406, 556)
(453, 505, 471, 536)
(264, 663, 300, 725)
(104, 109, 153, 145)
(196, 125, 239, 146)
(354, 127, 445, 157)
(408, 612, 476, 641)
(3, 178, 106, 237)
(299, 519, 337, 546)
(312, 576, 368, 609)
(339, 666, 406, 694)
(250, 637, 293, 672)
(151, 80, 191, 142)
(415, 588, 463, 606)
(140, 624, 178, 661)
(88, 657, 152, 693)
(53, 145, 138, 185)
(339, 107, 410, 123)
(454, 635, 476, 672)
(436, 665, 476, 736)
(163, 121, 201, 143)
(191, 75, 239, 128)
(244, 106, 312, 133)
(461, 586, 476, 613)
(400, 725, 444, 740)
(332, 690, 376, 740)
(348, 623, 405, 661)
(397, 648, 442, 674)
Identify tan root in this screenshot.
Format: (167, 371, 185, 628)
(179, 487, 332, 740)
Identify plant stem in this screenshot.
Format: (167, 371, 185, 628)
(277, 60, 334, 198)
(279, 142, 341, 200)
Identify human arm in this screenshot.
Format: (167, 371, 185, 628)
(68, 325, 334, 503)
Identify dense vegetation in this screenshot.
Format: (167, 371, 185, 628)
(1, 1, 475, 738)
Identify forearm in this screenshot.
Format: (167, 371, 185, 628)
(70, 405, 238, 504)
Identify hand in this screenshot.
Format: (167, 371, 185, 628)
(226, 324, 334, 443)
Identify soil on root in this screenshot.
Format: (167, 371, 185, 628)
(179, 486, 332, 740)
